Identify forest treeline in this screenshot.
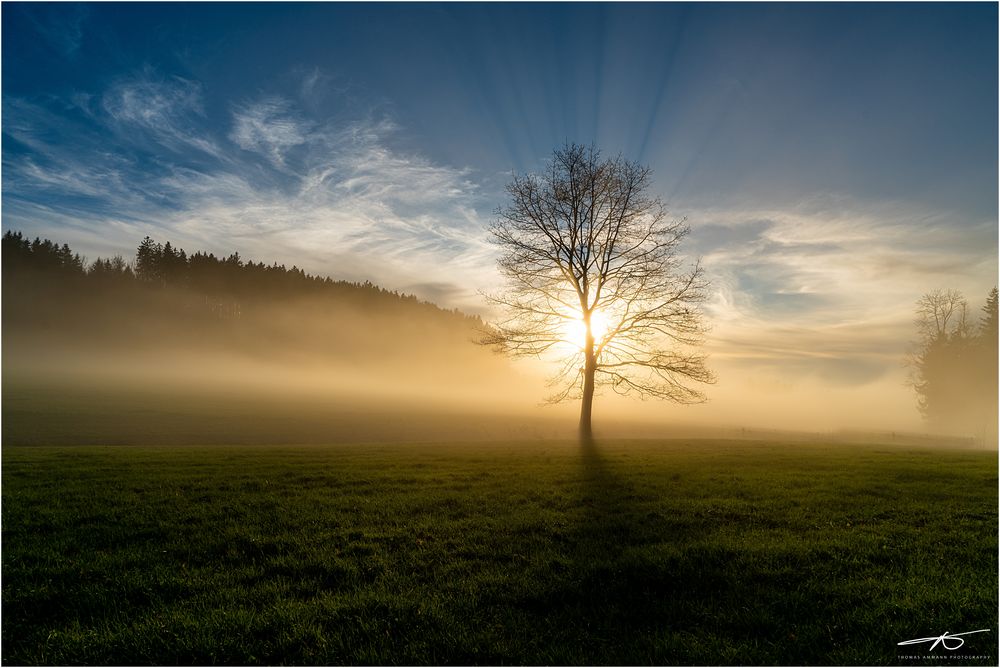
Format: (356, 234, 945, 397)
(3, 231, 478, 321)
(909, 287, 998, 442)
(1, 231, 549, 446)
(1, 230, 500, 379)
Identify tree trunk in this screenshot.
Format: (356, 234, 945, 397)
(579, 330, 596, 443)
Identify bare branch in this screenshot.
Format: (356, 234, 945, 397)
(481, 143, 714, 419)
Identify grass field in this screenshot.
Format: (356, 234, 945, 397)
(2, 439, 997, 665)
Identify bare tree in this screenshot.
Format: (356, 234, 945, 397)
(914, 289, 969, 342)
(482, 144, 714, 441)
(908, 288, 998, 443)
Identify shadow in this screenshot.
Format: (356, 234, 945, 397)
(526, 440, 784, 664)
(575, 437, 643, 557)
(541, 438, 688, 663)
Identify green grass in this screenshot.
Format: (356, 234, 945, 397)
(3, 439, 997, 665)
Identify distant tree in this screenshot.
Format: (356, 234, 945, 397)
(57, 243, 85, 274)
(914, 289, 969, 341)
(88, 257, 111, 278)
(909, 287, 998, 442)
(6, 228, 482, 341)
(980, 287, 998, 340)
(135, 236, 162, 283)
(88, 254, 135, 283)
(976, 287, 998, 443)
(107, 254, 134, 278)
(910, 290, 970, 423)
(2, 231, 86, 279)
(161, 241, 177, 283)
(2, 231, 30, 265)
(482, 143, 714, 441)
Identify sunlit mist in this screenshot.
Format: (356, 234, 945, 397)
(2, 3, 997, 445)
(565, 310, 610, 351)
(2, 5, 997, 667)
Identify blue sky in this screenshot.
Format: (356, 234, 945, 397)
(3, 2, 997, 427)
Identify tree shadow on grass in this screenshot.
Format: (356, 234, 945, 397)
(508, 442, 726, 665)
(519, 439, 783, 665)
(549, 438, 695, 663)
(574, 437, 646, 563)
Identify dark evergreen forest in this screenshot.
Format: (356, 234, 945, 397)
(2, 231, 545, 445)
(2, 230, 485, 354)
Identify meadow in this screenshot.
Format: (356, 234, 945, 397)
(2, 439, 996, 665)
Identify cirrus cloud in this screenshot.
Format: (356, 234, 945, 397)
(3, 69, 498, 313)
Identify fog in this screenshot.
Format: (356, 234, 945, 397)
(2, 246, 991, 447)
(0, 303, 954, 447)
(2, 280, 564, 444)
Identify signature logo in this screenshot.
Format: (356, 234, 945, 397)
(898, 629, 990, 652)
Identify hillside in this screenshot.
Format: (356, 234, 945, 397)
(2, 231, 553, 445)
(3, 231, 486, 354)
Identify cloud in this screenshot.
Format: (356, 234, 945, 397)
(104, 76, 203, 126)
(694, 200, 995, 315)
(4, 72, 499, 312)
(296, 67, 351, 112)
(4, 67, 995, 415)
(229, 98, 310, 167)
(686, 198, 997, 399)
(101, 72, 222, 158)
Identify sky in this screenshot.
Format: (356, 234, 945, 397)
(3, 2, 997, 431)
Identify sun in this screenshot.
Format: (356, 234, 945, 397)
(566, 309, 610, 350)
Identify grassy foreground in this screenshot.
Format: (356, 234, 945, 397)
(2, 439, 996, 665)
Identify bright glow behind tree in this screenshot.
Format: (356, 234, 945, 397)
(482, 144, 715, 441)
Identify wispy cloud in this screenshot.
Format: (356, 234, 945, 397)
(3, 70, 498, 311)
(5, 66, 996, 420)
(636, 198, 998, 429)
(103, 75, 203, 126)
(101, 72, 223, 159)
(685, 198, 997, 401)
(229, 97, 310, 168)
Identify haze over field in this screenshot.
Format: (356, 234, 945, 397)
(3, 3, 997, 440)
(2, 6, 997, 666)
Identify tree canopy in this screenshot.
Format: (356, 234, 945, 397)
(483, 144, 714, 439)
(908, 287, 998, 443)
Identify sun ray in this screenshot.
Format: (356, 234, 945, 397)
(565, 309, 610, 350)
